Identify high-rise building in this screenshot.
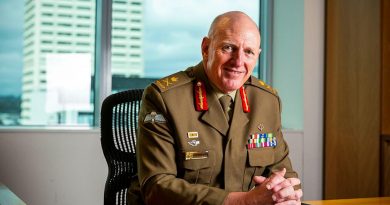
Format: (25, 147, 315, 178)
(112, 0, 144, 77)
(21, 0, 144, 125)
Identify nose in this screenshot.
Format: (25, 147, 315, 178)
(231, 49, 244, 67)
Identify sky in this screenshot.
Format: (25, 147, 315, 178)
(0, 0, 259, 96)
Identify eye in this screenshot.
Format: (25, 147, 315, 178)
(222, 44, 234, 52)
(245, 49, 255, 55)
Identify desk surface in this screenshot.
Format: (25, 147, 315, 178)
(304, 197, 390, 205)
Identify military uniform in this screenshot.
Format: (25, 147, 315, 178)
(135, 62, 298, 205)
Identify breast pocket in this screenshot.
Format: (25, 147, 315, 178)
(248, 147, 275, 167)
(180, 150, 215, 185)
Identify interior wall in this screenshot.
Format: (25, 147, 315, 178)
(0, 130, 106, 205)
(0, 130, 304, 205)
(303, 0, 324, 200)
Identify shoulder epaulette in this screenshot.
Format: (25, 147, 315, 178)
(248, 76, 279, 96)
(153, 71, 194, 92)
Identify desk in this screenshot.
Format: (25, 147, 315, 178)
(304, 197, 390, 205)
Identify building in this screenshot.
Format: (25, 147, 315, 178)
(21, 0, 144, 125)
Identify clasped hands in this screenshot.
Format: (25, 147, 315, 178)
(249, 168, 302, 205)
(224, 168, 302, 205)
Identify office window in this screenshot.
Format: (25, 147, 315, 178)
(1, 0, 295, 128)
(110, 0, 260, 93)
(0, 0, 95, 126)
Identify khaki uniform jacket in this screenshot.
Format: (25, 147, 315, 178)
(136, 63, 298, 205)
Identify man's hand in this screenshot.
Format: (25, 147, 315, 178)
(253, 168, 303, 205)
(224, 168, 302, 205)
(224, 177, 274, 205)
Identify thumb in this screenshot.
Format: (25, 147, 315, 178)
(273, 167, 286, 177)
(252, 175, 267, 184)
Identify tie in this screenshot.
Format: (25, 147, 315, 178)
(219, 95, 233, 123)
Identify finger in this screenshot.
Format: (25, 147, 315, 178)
(273, 178, 301, 192)
(273, 186, 295, 201)
(273, 167, 286, 177)
(272, 178, 292, 192)
(295, 189, 303, 199)
(274, 189, 303, 203)
(287, 178, 301, 187)
(266, 168, 287, 190)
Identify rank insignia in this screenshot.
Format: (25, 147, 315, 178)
(194, 81, 208, 111)
(156, 76, 179, 90)
(144, 111, 166, 123)
(247, 133, 277, 149)
(188, 140, 200, 147)
(258, 80, 277, 95)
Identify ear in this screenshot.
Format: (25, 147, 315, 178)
(201, 37, 210, 59)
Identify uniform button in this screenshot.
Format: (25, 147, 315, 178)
(187, 69, 194, 77)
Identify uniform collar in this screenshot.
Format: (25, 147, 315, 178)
(189, 62, 237, 101)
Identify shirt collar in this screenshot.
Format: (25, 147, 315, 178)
(210, 83, 237, 102)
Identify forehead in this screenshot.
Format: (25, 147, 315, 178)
(211, 16, 261, 48)
(213, 27, 261, 48)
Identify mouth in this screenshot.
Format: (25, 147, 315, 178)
(224, 67, 245, 76)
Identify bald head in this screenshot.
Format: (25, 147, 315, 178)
(207, 11, 260, 40)
(201, 11, 261, 93)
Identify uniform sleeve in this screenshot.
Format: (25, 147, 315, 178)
(267, 96, 301, 189)
(137, 85, 229, 205)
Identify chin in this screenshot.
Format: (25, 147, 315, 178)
(222, 81, 241, 92)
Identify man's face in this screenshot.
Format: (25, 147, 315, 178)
(202, 19, 261, 93)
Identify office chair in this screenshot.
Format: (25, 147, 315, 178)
(100, 89, 144, 205)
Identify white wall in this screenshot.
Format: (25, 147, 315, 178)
(303, 0, 324, 200)
(0, 129, 106, 205)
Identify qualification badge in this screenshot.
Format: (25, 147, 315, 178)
(144, 111, 166, 123)
(188, 140, 200, 147)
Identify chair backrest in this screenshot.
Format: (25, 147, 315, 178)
(100, 89, 144, 205)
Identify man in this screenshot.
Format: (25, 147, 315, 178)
(135, 11, 302, 205)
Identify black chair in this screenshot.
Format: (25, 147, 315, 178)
(100, 89, 144, 205)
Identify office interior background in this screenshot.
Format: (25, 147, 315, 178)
(0, 0, 389, 204)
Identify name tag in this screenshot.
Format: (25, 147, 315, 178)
(184, 151, 208, 160)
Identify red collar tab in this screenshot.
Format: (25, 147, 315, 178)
(194, 81, 208, 111)
(240, 86, 250, 113)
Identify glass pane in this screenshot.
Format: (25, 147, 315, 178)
(0, 0, 23, 126)
(0, 0, 96, 126)
(111, 0, 259, 93)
